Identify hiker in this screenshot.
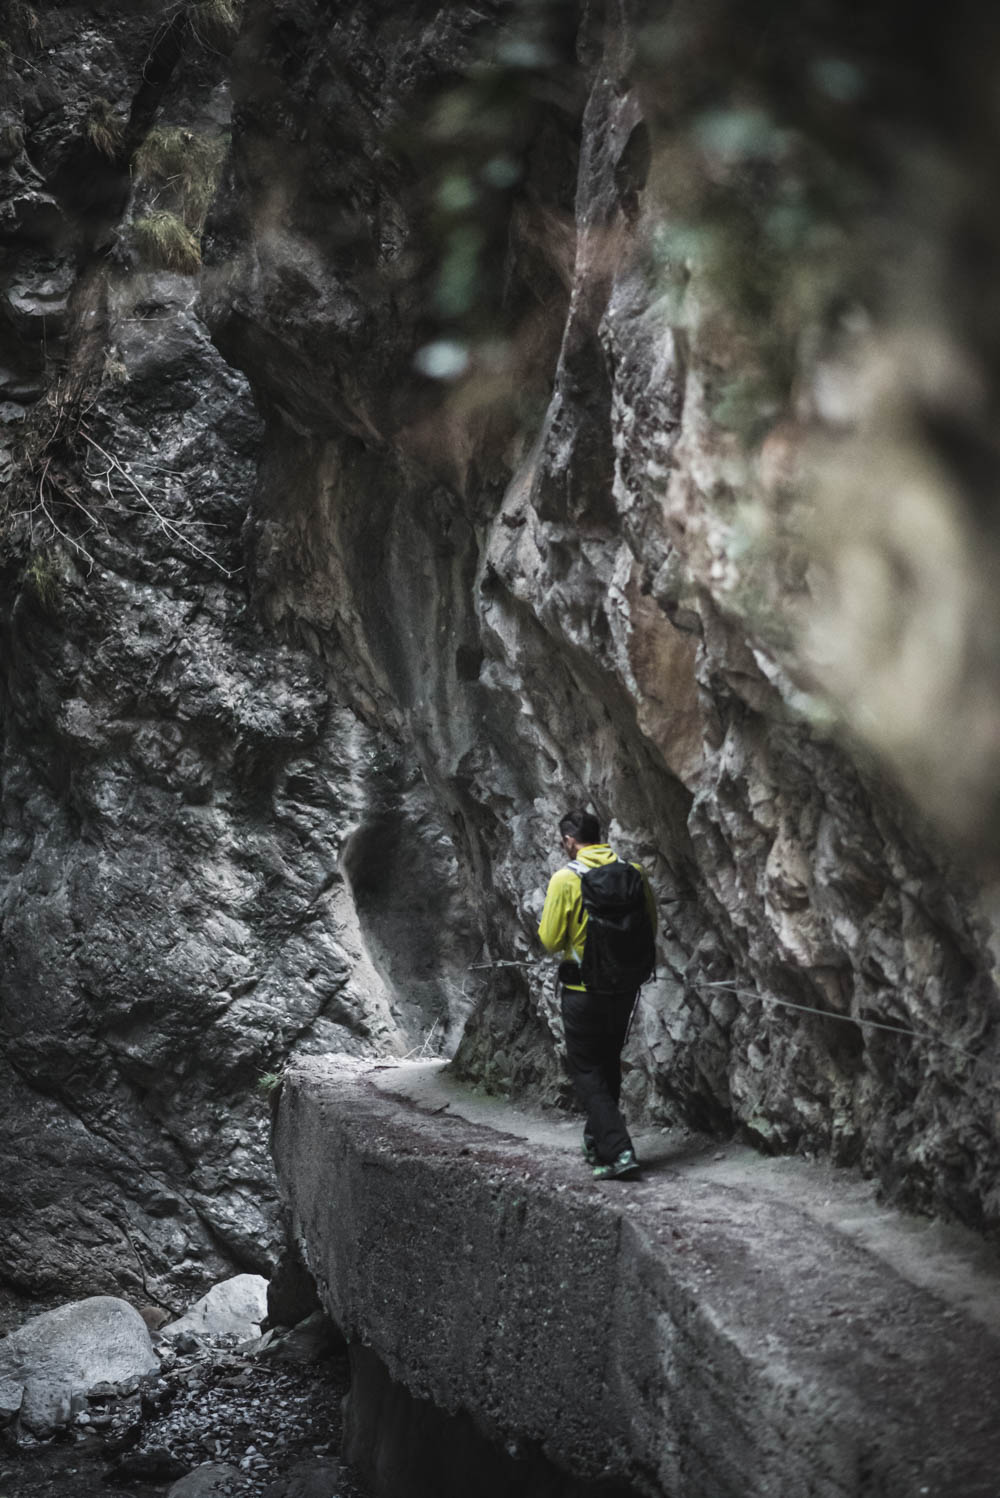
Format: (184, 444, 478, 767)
(538, 809, 657, 1180)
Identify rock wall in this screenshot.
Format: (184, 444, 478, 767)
(0, 0, 477, 1302)
(2, 0, 1000, 1299)
(209, 0, 1000, 1228)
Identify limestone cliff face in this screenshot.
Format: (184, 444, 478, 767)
(2, 0, 1000, 1299)
(0, 0, 477, 1301)
(209, 0, 1000, 1227)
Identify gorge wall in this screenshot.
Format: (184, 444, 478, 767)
(2, 0, 1000, 1306)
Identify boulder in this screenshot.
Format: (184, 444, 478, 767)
(256, 1311, 345, 1366)
(265, 1236, 322, 1330)
(0, 1296, 158, 1434)
(166, 1462, 248, 1497)
(261, 1458, 345, 1498)
(162, 1274, 268, 1342)
(0, 1376, 23, 1424)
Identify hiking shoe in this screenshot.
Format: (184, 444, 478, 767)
(583, 1139, 599, 1167)
(592, 1149, 640, 1181)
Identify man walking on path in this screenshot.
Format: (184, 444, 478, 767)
(538, 810, 657, 1180)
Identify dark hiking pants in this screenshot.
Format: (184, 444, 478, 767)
(561, 987, 638, 1164)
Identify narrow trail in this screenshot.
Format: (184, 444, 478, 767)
(373, 1059, 1000, 1338)
(275, 1054, 1000, 1498)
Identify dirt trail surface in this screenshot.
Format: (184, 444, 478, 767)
(276, 1055, 1000, 1498)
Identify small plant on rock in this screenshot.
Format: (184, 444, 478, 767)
(133, 210, 203, 273)
(133, 124, 228, 229)
(25, 551, 60, 610)
(187, 0, 243, 48)
(86, 97, 125, 160)
(102, 347, 129, 386)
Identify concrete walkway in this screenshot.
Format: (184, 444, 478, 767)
(275, 1055, 1000, 1498)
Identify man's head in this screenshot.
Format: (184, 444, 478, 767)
(559, 809, 601, 856)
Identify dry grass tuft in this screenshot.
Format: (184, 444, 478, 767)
(132, 125, 228, 228)
(25, 551, 60, 609)
(133, 211, 203, 274)
(86, 98, 124, 160)
(187, 0, 242, 48)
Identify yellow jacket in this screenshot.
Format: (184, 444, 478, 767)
(537, 843, 657, 991)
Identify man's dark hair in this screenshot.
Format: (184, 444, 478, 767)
(559, 809, 602, 844)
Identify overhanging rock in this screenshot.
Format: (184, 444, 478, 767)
(274, 1056, 1000, 1498)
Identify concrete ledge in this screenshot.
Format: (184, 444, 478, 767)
(274, 1056, 1000, 1498)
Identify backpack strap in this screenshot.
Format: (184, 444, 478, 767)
(568, 857, 627, 877)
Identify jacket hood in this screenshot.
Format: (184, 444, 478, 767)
(573, 843, 618, 869)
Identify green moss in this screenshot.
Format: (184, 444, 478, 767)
(132, 125, 228, 229)
(133, 211, 203, 274)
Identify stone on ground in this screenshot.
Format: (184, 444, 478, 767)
(163, 1274, 269, 1342)
(0, 1375, 23, 1423)
(166, 1461, 249, 1496)
(257, 1311, 345, 1365)
(261, 1457, 345, 1498)
(0, 1296, 158, 1433)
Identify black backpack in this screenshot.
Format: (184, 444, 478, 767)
(569, 858, 655, 996)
